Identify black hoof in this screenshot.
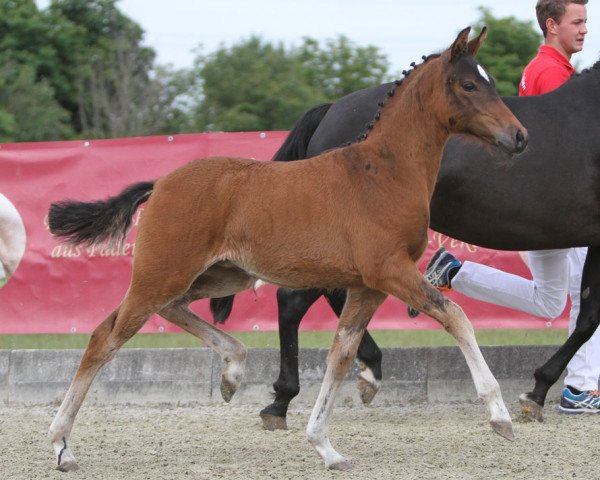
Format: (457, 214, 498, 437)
(260, 412, 287, 430)
(518, 393, 544, 422)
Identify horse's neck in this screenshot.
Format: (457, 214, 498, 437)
(360, 79, 450, 197)
(551, 66, 600, 108)
(507, 66, 600, 151)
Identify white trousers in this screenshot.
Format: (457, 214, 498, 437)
(452, 248, 600, 391)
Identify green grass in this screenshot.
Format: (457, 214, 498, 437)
(0, 328, 567, 350)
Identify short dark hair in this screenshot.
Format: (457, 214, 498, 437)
(536, 0, 588, 36)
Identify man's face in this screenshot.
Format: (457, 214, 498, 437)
(553, 3, 588, 55)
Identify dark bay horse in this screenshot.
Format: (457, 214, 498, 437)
(47, 28, 527, 471)
(213, 54, 600, 426)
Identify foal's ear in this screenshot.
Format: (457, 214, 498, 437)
(467, 27, 487, 56)
(450, 26, 471, 62)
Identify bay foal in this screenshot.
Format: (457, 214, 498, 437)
(48, 27, 527, 471)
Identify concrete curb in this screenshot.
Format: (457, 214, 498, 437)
(0, 346, 564, 406)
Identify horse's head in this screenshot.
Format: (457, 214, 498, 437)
(437, 27, 528, 155)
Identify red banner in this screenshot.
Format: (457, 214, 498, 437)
(0, 133, 569, 334)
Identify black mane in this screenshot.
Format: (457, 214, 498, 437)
(348, 53, 442, 146)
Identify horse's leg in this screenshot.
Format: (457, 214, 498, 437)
(48, 230, 223, 470)
(520, 246, 600, 421)
(306, 287, 387, 470)
(159, 302, 247, 402)
(48, 292, 164, 471)
(370, 260, 513, 441)
(355, 330, 383, 404)
(260, 287, 325, 430)
(324, 289, 383, 404)
(159, 264, 257, 401)
(47, 266, 236, 471)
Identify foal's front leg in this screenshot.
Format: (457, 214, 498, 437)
(378, 260, 513, 440)
(431, 298, 514, 439)
(306, 288, 386, 470)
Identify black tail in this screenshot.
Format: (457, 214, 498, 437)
(210, 296, 235, 324)
(272, 103, 332, 162)
(48, 181, 154, 247)
(209, 103, 332, 325)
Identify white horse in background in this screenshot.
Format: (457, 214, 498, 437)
(0, 193, 26, 288)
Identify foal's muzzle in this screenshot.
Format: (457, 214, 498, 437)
(497, 126, 528, 156)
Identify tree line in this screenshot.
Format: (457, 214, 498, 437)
(1, 1, 541, 143)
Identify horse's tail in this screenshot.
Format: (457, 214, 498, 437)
(272, 102, 332, 162)
(210, 296, 235, 324)
(48, 181, 154, 247)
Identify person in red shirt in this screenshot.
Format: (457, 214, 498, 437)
(520, 0, 586, 96)
(417, 0, 600, 414)
(519, 45, 575, 95)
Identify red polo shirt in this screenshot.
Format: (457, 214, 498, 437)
(519, 45, 576, 96)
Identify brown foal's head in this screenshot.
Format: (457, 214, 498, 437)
(434, 27, 528, 155)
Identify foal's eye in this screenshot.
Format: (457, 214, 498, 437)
(462, 82, 476, 92)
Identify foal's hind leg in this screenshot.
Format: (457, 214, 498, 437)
(159, 304, 247, 402)
(49, 245, 221, 470)
(324, 289, 383, 404)
(159, 265, 256, 401)
(48, 272, 227, 471)
(370, 260, 513, 441)
(48, 295, 160, 471)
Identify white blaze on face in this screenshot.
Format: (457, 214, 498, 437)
(477, 64, 490, 83)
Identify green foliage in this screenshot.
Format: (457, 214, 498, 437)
(191, 35, 390, 132)
(0, 0, 191, 141)
(148, 66, 197, 135)
(0, 109, 16, 143)
(192, 36, 327, 132)
(46, 0, 168, 138)
(0, 63, 73, 142)
(0, 0, 73, 141)
(0, 2, 544, 140)
(0, 0, 54, 69)
(297, 35, 390, 100)
(474, 7, 542, 96)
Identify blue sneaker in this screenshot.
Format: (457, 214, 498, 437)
(559, 387, 600, 414)
(407, 247, 462, 318)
